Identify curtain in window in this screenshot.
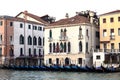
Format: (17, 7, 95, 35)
(60, 42, 64, 52)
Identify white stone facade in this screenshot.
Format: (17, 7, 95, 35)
(13, 21, 44, 58)
(45, 23, 99, 66)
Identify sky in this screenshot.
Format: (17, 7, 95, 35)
(0, 0, 120, 20)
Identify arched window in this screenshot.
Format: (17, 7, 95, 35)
(33, 36, 37, 45)
(38, 37, 42, 46)
(39, 49, 41, 57)
(28, 36, 32, 45)
(53, 43, 55, 53)
(64, 28, 67, 36)
(79, 26, 82, 35)
(86, 29, 88, 36)
(49, 43, 52, 53)
(65, 57, 70, 65)
(28, 48, 31, 56)
(79, 41, 82, 52)
(64, 42, 66, 52)
(56, 43, 59, 53)
(34, 48, 37, 56)
(20, 48, 23, 56)
(60, 42, 64, 52)
(49, 30, 52, 38)
(61, 29, 63, 37)
(9, 48, 14, 57)
(19, 35, 24, 44)
(68, 42, 71, 53)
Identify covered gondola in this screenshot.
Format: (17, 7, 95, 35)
(63, 65, 71, 71)
(77, 66, 89, 72)
(70, 65, 78, 71)
(50, 65, 59, 71)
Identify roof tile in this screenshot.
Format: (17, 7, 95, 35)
(49, 15, 89, 26)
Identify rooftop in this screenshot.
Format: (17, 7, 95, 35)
(49, 15, 90, 26)
(16, 11, 49, 24)
(0, 15, 44, 25)
(100, 10, 120, 16)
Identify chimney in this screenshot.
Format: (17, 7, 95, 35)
(65, 13, 69, 18)
(24, 10, 28, 14)
(76, 12, 79, 15)
(23, 10, 28, 21)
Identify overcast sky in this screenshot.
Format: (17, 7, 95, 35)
(0, 0, 120, 20)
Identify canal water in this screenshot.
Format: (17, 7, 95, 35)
(0, 69, 120, 80)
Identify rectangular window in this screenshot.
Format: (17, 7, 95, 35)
(20, 23, 23, 28)
(49, 58, 52, 64)
(33, 26, 35, 30)
(103, 29, 107, 37)
(118, 17, 120, 21)
(0, 35, 2, 41)
(118, 28, 120, 36)
(35, 26, 37, 30)
(43, 28, 45, 31)
(119, 43, 120, 52)
(103, 43, 107, 52)
(111, 43, 114, 52)
(0, 48, 2, 56)
(110, 29, 115, 39)
(10, 36, 12, 41)
(111, 43, 114, 49)
(96, 31, 99, 38)
(103, 18, 106, 23)
(28, 25, 31, 29)
(86, 42, 88, 53)
(110, 17, 114, 22)
(96, 55, 100, 59)
(0, 21, 3, 26)
(78, 58, 82, 64)
(38, 27, 42, 31)
(110, 29, 114, 35)
(10, 22, 13, 26)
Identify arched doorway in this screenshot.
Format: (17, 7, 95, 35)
(65, 57, 70, 65)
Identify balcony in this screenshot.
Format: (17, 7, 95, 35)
(37, 45, 43, 48)
(78, 35, 83, 40)
(93, 49, 120, 54)
(48, 37, 53, 42)
(59, 36, 68, 41)
(110, 35, 115, 40)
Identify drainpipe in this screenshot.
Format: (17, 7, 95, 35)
(5, 18, 7, 65)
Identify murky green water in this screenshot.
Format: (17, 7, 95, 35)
(0, 69, 120, 80)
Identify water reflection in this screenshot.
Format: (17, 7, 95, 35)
(0, 70, 119, 80)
